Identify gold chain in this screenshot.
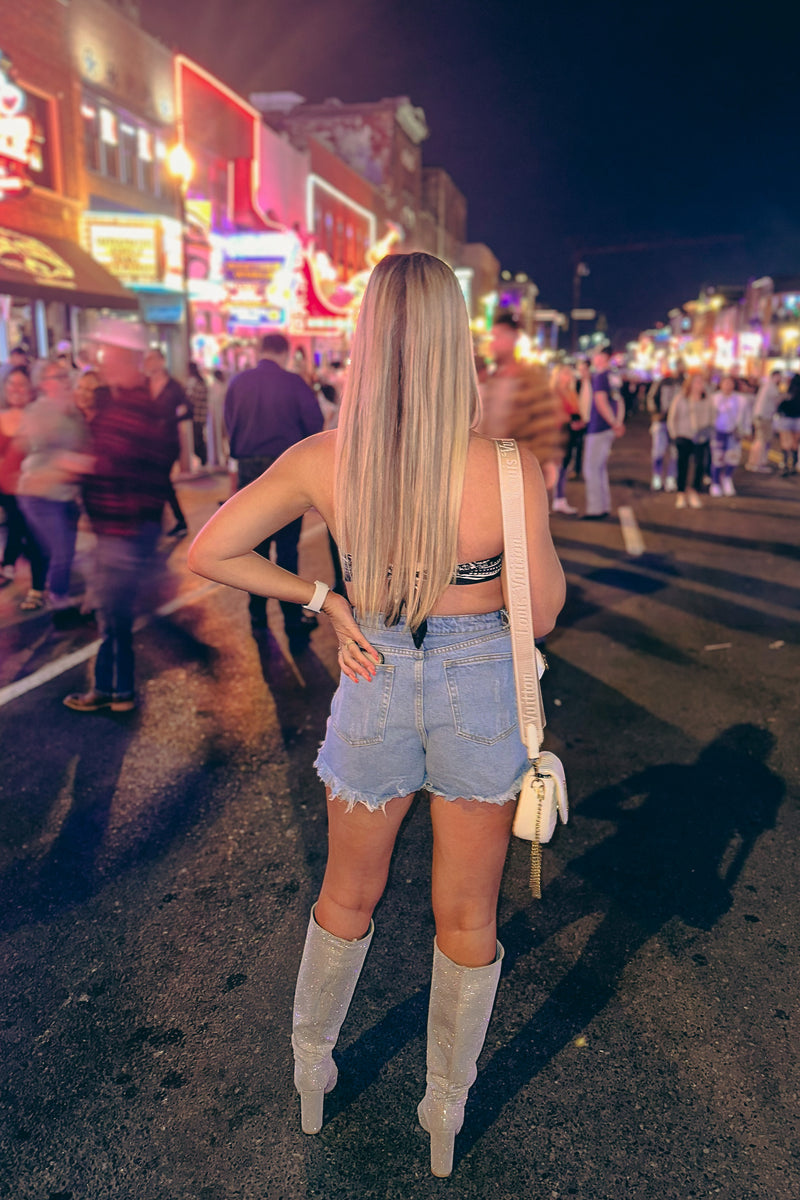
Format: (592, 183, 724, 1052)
(529, 842, 543, 900)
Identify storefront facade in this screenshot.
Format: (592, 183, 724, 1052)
(0, 16, 138, 364)
(70, 0, 185, 368)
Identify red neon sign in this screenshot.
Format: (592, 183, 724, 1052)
(0, 55, 37, 198)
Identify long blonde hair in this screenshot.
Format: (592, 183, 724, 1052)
(334, 252, 479, 631)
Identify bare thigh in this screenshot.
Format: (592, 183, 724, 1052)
(316, 790, 415, 940)
(430, 794, 516, 966)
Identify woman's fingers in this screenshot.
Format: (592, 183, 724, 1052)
(337, 632, 379, 682)
(322, 592, 380, 682)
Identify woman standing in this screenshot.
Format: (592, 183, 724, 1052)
(551, 364, 583, 514)
(189, 253, 565, 1177)
(775, 374, 800, 477)
(709, 375, 744, 497)
(667, 375, 714, 508)
(16, 360, 91, 616)
(185, 361, 209, 469)
(0, 367, 49, 608)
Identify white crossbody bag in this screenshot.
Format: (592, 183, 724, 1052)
(496, 439, 568, 898)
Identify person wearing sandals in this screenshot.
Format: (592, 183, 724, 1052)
(0, 367, 49, 609)
(188, 253, 566, 1177)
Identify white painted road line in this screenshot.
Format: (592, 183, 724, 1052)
(0, 581, 221, 710)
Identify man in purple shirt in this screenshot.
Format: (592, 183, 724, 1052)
(581, 347, 625, 519)
(224, 333, 323, 638)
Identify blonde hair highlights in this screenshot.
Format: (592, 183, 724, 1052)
(335, 253, 479, 631)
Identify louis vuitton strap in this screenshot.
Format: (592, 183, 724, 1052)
(495, 438, 546, 759)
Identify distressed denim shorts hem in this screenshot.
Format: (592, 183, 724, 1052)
(314, 754, 420, 814)
(420, 762, 529, 806)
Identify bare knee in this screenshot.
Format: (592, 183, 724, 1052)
(432, 902, 498, 967)
(316, 871, 388, 940)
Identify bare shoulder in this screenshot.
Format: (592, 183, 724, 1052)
(518, 442, 545, 481)
(469, 432, 543, 481)
(467, 431, 501, 468)
(273, 430, 336, 509)
(281, 428, 336, 464)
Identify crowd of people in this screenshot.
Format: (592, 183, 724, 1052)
(1, 299, 798, 707)
(0, 339, 217, 626)
(643, 366, 800, 508)
(539, 355, 800, 516)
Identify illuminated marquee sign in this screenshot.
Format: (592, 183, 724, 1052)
(0, 53, 42, 198)
(87, 219, 160, 285)
(83, 214, 184, 291)
(224, 232, 301, 329)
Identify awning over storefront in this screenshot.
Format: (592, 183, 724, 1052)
(0, 225, 138, 310)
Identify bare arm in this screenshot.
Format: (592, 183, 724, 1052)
(187, 435, 379, 680)
(519, 446, 566, 635)
(593, 389, 622, 430)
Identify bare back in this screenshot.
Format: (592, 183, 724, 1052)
(297, 428, 564, 633)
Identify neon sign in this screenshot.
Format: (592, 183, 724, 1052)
(0, 52, 38, 198)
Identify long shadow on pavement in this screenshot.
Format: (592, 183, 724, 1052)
(456, 721, 784, 1167)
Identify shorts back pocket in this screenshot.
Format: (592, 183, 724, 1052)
(331, 665, 395, 746)
(444, 654, 517, 744)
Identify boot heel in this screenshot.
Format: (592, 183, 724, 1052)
(300, 1089, 325, 1135)
(429, 1129, 455, 1177)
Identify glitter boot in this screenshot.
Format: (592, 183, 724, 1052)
(291, 904, 374, 1134)
(417, 939, 503, 1177)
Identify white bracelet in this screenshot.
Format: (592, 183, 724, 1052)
(303, 580, 330, 613)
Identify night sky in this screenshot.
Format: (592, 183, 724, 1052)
(141, 0, 800, 346)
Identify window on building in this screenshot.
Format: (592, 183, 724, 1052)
(81, 99, 101, 173)
(99, 107, 119, 179)
(153, 137, 168, 198)
(119, 120, 138, 186)
(138, 127, 154, 192)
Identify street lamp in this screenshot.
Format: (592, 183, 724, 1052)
(167, 142, 195, 376)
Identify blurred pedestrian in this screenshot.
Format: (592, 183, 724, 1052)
(186, 361, 209, 470)
(775, 374, 800, 477)
(0, 346, 30, 394)
(746, 369, 782, 472)
(574, 358, 593, 477)
(550, 364, 583, 514)
(73, 369, 102, 425)
(223, 332, 324, 642)
(647, 372, 679, 491)
(581, 347, 625, 520)
(144, 349, 190, 536)
(188, 252, 565, 1176)
(16, 359, 91, 621)
(477, 311, 562, 489)
(667, 375, 714, 509)
(206, 367, 228, 469)
(709, 376, 745, 497)
(64, 320, 176, 714)
(0, 367, 48, 606)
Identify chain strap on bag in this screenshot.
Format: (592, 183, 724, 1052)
(495, 439, 568, 898)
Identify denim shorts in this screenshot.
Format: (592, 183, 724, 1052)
(775, 415, 800, 435)
(314, 610, 529, 812)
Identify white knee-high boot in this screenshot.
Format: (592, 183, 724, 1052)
(417, 939, 503, 1177)
(291, 904, 374, 1134)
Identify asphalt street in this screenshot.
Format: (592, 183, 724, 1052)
(0, 417, 798, 1200)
